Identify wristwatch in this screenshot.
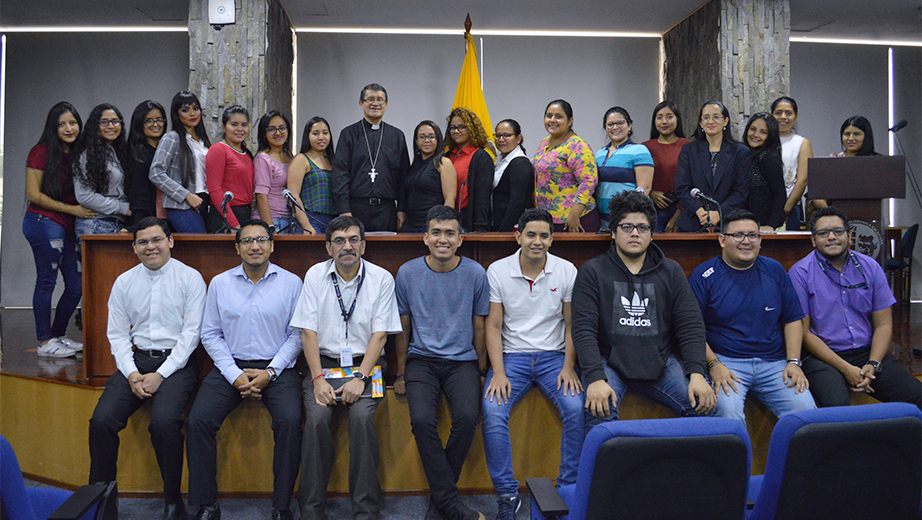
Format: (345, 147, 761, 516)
(353, 371, 368, 383)
(266, 367, 278, 382)
(786, 358, 802, 367)
(865, 360, 882, 373)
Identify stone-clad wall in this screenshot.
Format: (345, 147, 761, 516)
(664, 0, 789, 138)
(188, 0, 293, 146)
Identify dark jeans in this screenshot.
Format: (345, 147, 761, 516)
(553, 208, 601, 233)
(88, 351, 199, 502)
(21, 212, 82, 342)
(186, 361, 302, 510)
(405, 356, 480, 513)
(803, 347, 922, 408)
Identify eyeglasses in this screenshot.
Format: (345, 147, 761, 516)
(363, 97, 386, 105)
(723, 232, 762, 242)
(144, 118, 166, 126)
(329, 236, 363, 246)
(448, 125, 468, 133)
(237, 236, 271, 245)
(417, 134, 437, 142)
(701, 115, 725, 123)
(99, 119, 122, 127)
(606, 120, 628, 129)
(616, 223, 652, 234)
(266, 125, 288, 135)
(495, 132, 517, 141)
(134, 236, 167, 247)
(814, 227, 848, 239)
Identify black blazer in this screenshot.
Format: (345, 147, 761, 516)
(674, 139, 751, 232)
(492, 156, 535, 232)
(459, 148, 494, 232)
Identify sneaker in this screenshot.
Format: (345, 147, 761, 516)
(496, 494, 521, 520)
(37, 338, 78, 358)
(425, 499, 445, 520)
(446, 503, 485, 520)
(57, 336, 84, 352)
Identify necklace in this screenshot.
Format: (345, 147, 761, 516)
(360, 121, 385, 182)
(223, 139, 244, 154)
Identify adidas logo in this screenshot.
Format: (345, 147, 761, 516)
(620, 292, 652, 327)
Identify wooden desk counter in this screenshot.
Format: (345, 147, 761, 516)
(81, 232, 815, 381)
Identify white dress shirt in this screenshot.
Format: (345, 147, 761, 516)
(107, 258, 207, 379)
(290, 259, 401, 360)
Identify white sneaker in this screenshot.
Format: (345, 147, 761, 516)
(37, 338, 78, 358)
(57, 336, 84, 352)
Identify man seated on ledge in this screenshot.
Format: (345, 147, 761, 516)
(292, 215, 401, 520)
(187, 219, 304, 520)
(482, 208, 584, 520)
(689, 209, 816, 427)
(573, 190, 716, 425)
(789, 206, 921, 408)
(88, 217, 205, 520)
(394, 205, 489, 520)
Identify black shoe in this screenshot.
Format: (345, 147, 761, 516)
(425, 498, 445, 520)
(446, 503, 485, 520)
(193, 504, 220, 520)
(163, 500, 186, 520)
(270, 510, 293, 520)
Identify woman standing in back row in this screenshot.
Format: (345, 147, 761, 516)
(642, 101, 689, 232)
(771, 96, 816, 230)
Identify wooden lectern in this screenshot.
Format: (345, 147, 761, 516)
(808, 156, 906, 262)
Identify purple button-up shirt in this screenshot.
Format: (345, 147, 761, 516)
(789, 250, 895, 352)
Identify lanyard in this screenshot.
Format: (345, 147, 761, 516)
(816, 250, 868, 290)
(331, 263, 366, 340)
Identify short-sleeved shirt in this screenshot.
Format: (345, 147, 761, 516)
(534, 135, 598, 224)
(690, 256, 804, 360)
(487, 250, 576, 353)
(290, 259, 401, 360)
(395, 256, 490, 361)
(789, 250, 895, 352)
(254, 153, 290, 219)
(643, 138, 691, 195)
(26, 143, 77, 230)
(594, 140, 654, 215)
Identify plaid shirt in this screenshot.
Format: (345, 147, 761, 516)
(300, 155, 336, 215)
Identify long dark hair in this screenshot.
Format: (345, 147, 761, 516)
(256, 110, 293, 159)
(742, 112, 782, 159)
(497, 118, 527, 154)
(220, 105, 252, 158)
(840, 115, 877, 156)
(35, 102, 82, 200)
(298, 116, 335, 163)
(692, 100, 736, 143)
(169, 91, 211, 188)
(649, 100, 686, 140)
(412, 120, 445, 165)
(128, 100, 166, 163)
(71, 103, 127, 194)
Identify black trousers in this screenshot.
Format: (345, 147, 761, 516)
(349, 198, 397, 232)
(803, 347, 922, 408)
(186, 361, 302, 510)
(88, 351, 198, 503)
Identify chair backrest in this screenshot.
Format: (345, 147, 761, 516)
(567, 417, 751, 520)
(1, 435, 38, 520)
(750, 403, 922, 520)
(900, 223, 918, 262)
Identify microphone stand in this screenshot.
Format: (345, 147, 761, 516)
(278, 199, 299, 234)
(215, 197, 236, 234)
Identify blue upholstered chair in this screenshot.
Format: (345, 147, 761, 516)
(1, 435, 116, 520)
(747, 403, 922, 520)
(528, 417, 752, 520)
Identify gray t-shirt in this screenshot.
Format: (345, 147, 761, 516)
(396, 256, 490, 361)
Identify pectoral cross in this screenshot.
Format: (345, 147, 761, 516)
(368, 168, 378, 182)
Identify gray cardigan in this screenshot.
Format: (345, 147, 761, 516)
(149, 131, 203, 210)
(73, 148, 129, 218)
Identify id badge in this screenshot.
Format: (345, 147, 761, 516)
(339, 346, 353, 368)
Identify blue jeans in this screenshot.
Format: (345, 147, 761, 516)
(586, 355, 705, 429)
(272, 217, 300, 234)
(482, 352, 585, 494)
(167, 207, 206, 233)
(22, 212, 82, 342)
(714, 357, 816, 427)
(305, 212, 333, 235)
(785, 204, 802, 231)
(75, 217, 122, 244)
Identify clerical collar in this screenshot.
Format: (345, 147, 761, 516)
(363, 119, 382, 130)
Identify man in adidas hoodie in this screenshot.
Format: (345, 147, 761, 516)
(573, 190, 715, 424)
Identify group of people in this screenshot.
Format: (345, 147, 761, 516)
(86, 192, 918, 520)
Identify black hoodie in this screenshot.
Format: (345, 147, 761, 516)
(572, 241, 707, 384)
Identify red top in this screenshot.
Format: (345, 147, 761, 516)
(26, 143, 77, 231)
(448, 145, 477, 210)
(643, 138, 690, 194)
(206, 142, 255, 228)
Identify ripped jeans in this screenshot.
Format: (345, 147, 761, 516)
(22, 212, 82, 341)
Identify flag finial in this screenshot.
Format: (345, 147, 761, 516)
(464, 13, 472, 35)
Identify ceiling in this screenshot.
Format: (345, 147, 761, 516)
(0, 0, 920, 43)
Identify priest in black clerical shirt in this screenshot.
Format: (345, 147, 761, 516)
(331, 83, 411, 232)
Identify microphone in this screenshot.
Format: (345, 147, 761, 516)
(690, 188, 719, 206)
(635, 186, 646, 194)
(220, 191, 234, 215)
(889, 120, 908, 133)
(282, 189, 300, 208)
